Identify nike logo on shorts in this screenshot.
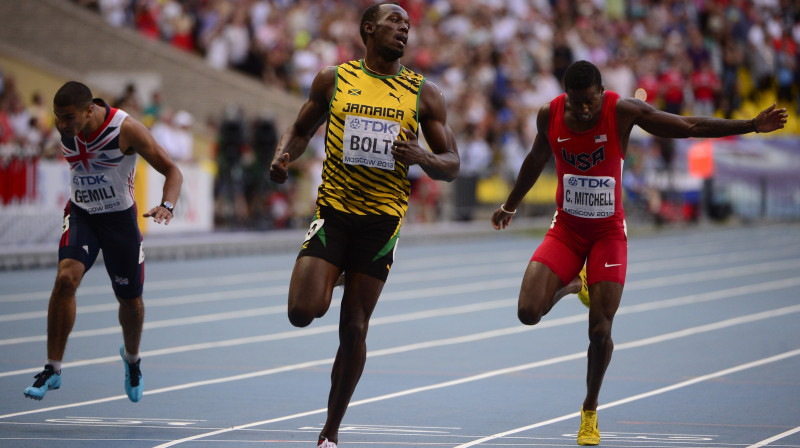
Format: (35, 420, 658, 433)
(605, 262, 622, 267)
(557, 137, 571, 142)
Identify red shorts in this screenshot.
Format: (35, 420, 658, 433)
(531, 210, 627, 287)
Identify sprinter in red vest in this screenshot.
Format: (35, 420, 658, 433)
(491, 60, 787, 446)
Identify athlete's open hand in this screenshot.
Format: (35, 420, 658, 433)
(143, 205, 174, 225)
(270, 152, 291, 184)
(753, 103, 789, 133)
(391, 127, 428, 166)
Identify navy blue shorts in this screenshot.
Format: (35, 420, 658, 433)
(58, 202, 144, 299)
(298, 206, 401, 282)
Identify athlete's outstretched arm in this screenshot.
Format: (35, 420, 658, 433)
(492, 106, 553, 230)
(123, 118, 183, 224)
(620, 98, 788, 139)
(270, 67, 335, 184)
(391, 80, 459, 181)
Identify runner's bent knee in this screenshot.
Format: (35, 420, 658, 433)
(518, 303, 544, 325)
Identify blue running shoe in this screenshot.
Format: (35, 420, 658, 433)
(23, 365, 61, 400)
(120, 345, 143, 402)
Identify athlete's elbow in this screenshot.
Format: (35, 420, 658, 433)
(439, 167, 459, 182)
(441, 168, 458, 182)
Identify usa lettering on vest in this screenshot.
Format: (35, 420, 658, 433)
(562, 146, 605, 171)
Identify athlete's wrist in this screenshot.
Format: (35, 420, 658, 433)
(500, 204, 516, 215)
(160, 201, 175, 214)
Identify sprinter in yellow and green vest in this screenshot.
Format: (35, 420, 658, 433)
(269, 3, 459, 448)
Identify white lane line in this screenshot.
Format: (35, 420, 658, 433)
(4, 252, 799, 327)
(0, 269, 519, 323)
(151, 306, 800, 447)
(453, 347, 800, 447)
(0, 250, 532, 304)
(3, 247, 799, 347)
(3, 233, 795, 304)
(0, 305, 287, 346)
(3, 298, 797, 441)
(4, 275, 800, 378)
(624, 258, 800, 290)
(745, 426, 800, 448)
(0, 299, 516, 378)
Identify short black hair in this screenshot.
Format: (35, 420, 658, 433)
(54, 81, 93, 109)
(360, 1, 400, 45)
(563, 60, 603, 91)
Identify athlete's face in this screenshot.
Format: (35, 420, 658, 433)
(54, 103, 93, 138)
(372, 5, 410, 60)
(565, 85, 604, 123)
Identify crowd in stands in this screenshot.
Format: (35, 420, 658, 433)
(72, 0, 799, 225)
(5, 1, 800, 227)
(0, 70, 59, 205)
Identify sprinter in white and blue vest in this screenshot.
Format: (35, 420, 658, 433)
(23, 81, 183, 403)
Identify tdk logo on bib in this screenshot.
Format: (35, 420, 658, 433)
(73, 174, 109, 185)
(567, 177, 612, 188)
(343, 115, 399, 170)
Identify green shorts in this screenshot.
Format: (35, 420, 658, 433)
(298, 206, 401, 282)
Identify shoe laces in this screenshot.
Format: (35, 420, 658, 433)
(580, 411, 597, 434)
(127, 359, 141, 387)
(32, 365, 56, 388)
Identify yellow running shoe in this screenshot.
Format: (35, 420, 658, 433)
(577, 407, 600, 446)
(577, 265, 590, 308)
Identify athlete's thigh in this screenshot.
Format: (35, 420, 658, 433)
(519, 260, 568, 309)
(585, 225, 627, 286)
(589, 280, 623, 323)
(58, 202, 101, 271)
(531, 226, 585, 286)
(95, 206, 144, 300)
(344, 213, 401, 283)
(288, 255, 341, 313)
(297, 206, 348, 271)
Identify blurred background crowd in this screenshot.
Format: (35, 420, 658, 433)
(2, 0, 799, 231)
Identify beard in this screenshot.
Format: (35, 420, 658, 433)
(379, 45, 404, 62)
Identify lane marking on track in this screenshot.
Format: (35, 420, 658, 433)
(3, 252, 799, 330)
(0, 299, 517, 379)
(150, 306, 800, 447)
(0, 249, 532, 304)
(453, 348, 800, 447)
(4, 275, 800, 380)
(2, 232, 795, 304)
(745, 425, 800, 448)
(3, 302, 793, 444)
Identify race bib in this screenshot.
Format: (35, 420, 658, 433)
(342, 115, 399, 170)
(562, 174, 615, 218)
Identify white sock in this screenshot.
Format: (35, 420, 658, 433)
(46, 360, 61, 374)
(123, 349, 140, 364)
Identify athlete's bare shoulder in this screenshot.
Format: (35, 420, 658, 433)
(536, 102, 552, 134)
(615, 97, 654, 132)
(308, 66, 338, 103)
(419, 79, 447, 121)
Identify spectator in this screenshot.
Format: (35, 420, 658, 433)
(455, 125, 492, 221)
(64, 0, 800, 229)
(690, 59, 721, 116)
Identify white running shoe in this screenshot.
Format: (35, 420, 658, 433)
(317, 437, 337, 448)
